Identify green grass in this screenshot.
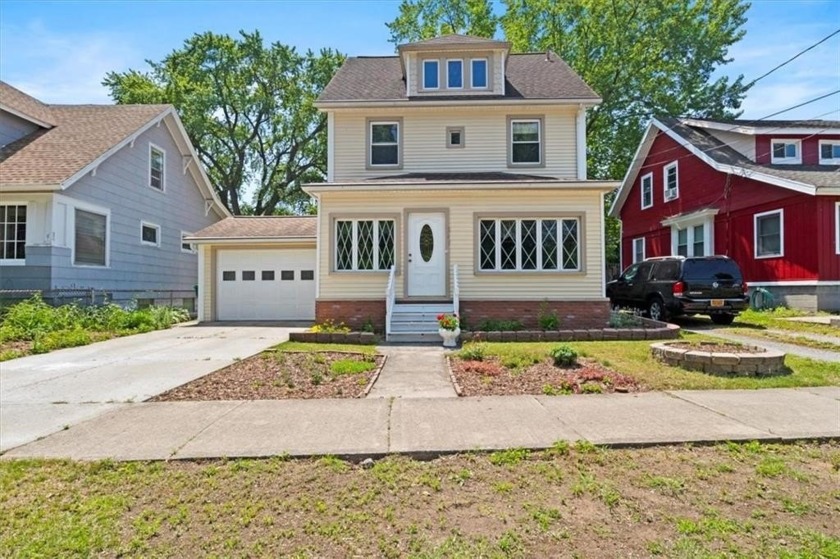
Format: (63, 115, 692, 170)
(734, 308, 838, 337)
(273, 341, 377, 354)
(329, 359, 376, 376)
(468, 335, 839, 390)
(1, 443, 838, 557)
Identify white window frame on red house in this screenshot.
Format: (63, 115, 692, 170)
(770, 139, 801, 164)
(663, 161, 679, 202)
(819, 140, 840, 164)
(632, 237, 645, 263)
(835, 202, 840, 255)
(661, 208, 716, 258)
(754, 209, 784, 259)
(640, 172, 653, 209)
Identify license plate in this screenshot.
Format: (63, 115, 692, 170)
(711, 299, 725, 308)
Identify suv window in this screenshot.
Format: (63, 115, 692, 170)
(650, 261, 680, 281)
(683, 259, 742, 281)
(636, 262, 653, 282)
(621, 263, 640, 281)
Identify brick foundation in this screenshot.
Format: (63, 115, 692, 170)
(459, 299, 610, 330)
(316, 299, 386, 332)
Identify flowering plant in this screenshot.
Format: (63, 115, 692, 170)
(437, 313, 459, 331)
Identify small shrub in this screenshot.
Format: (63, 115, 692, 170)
(362, 318, 375, 333)
(608, 312, 644, 328)
(32, 328, 92, 354)
(501, 355, 534, 370)
(542, 383, 572, 396)
(458, 342, 487, 361)
(581, 382, 603, 394)
(310, 319, 351, 334)
(477, 319, 522, 332)
(310, 372, 323, 385)
(329, 359, 376, 376)
(549, 345, 578, 367)
(537, 300, 559, 330)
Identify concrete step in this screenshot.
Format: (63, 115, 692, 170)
(387, 331, 445, 343)
(390, 321, 441, 333)
(391, 312, 447, 322)
(392, 304, 454, 314)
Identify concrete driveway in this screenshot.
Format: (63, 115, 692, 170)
(0, 322, 304, 452)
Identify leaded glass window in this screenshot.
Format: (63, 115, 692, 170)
(478, 217, 581, 272)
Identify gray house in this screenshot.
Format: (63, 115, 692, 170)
(0, 81, 229, 309)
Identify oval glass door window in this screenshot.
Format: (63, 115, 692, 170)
(420, 224, 434, 262)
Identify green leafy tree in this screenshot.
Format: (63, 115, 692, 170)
(104, 31, 344, 215)
(386, 0, 750, 262)
(387, 0, 497, 44)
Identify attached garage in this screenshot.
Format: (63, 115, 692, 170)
(187, 216, 317, 322)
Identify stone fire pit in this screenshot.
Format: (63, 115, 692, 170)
(651, 341, 786, 377)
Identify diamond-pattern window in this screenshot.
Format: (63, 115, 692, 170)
(477, 217, 580, 272)
(335, 219, 395, 272)
(561, 219, 579, 270)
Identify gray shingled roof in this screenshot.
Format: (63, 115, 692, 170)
(687, 118, 840, 130)
(659, 117, 840, 189)
(189, 216, 317, 240)
(318, 52, 599, 103)
(398, 34, 509, 50)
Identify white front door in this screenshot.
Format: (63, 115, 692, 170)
(407, 212, 446, 297)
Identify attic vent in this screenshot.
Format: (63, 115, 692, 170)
(545, 50, 551, 62)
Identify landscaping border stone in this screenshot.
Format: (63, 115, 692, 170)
(650, 342, 787, 377)
(289, 331, 381, 345)
(361, 354, 387, 397)
(444, 356, 464, 397)
(460, 322, 679, 343)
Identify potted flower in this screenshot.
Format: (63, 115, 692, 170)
(437, 313, 461, 347)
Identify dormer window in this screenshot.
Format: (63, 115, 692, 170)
(447, 59, 463, 89)
(471, 58, 488, 88)
(819, 140, 840, 164)
(422, 60, 439, 89)
(771, 139, 801, 164)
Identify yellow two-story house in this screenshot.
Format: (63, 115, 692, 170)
(193, 35, 618, 340)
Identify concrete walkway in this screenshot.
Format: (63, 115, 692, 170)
(0, 323, 303, 452)
(3, 387, 837, 461)
(367, 345, 457, 398)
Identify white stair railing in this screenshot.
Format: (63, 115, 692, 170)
(385, 265, 396, 341)
(453, 264, 460, 318)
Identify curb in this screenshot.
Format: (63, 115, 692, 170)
(361, 354, 387, 397)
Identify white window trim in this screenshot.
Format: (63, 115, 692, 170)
(422, 59, 439, 90)
(181, 231, 196, 254)
(667, 213, 714, 257)
(632, 237, 645, 263)
(369, 121, 400, 168)
(754, 208, 784, 259)
(510, 119, 542, 165)
(140, 221, 161, 247)
(819, 140, 840, 165)
(835, 202, 840, 255)
(0, 201, 28, 266)
(663, 161, 679, 202)
(446, 58, 464, 89)
(334, 219, 395, 272)
(640, 172, 653, 210)
(770, 139, 801, 164)
(148, 143, 166, 192)
(71, 201, 111, 268)
(478, 217, 581, 272)
(470, 58, 488, 89)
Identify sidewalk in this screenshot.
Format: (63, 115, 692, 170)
(3, 387, 837, 461)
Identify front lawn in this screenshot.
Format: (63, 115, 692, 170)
(455, 336, 840, 391)
(152, 342, 383, 401)
(734, 308, 839, 338)
(2, 442, 837, 557)
(0, 295, 190, 361)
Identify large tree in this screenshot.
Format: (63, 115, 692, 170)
(387, 0, 750, 262)
(104, 31, 343, 215)
(386, 0, 497, 43)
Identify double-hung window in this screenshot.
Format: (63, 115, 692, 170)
(663, 162, 678, 201)
(422, 59, 439, 89)
(335, 219, 395, 271)
(640, 172, 653, 209)
(819, 141, 840, 164)
(369, 121, 400, 167)
(0, 204, 26, 262)
(770, 139, 801, 164)
(74, 208, 108, 266)
(478, 217, 580, 272)
(632, 237, 645, 264)
(509, 119, 542, 165)
(470, 58, 487, 88)
(447, 59, 463, 89)
(755, 209, 783, 258)
(149, 144, 165, 191)
(140, 221, 160, 247)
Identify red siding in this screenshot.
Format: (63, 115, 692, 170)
(619, 131, 836, 283)
(755, 134, 840, 165)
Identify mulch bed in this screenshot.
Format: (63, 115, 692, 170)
(449, 357, 642, 396)
(667, 341, 765, 354)
(152, 351, 384, 401)
(0, 340, 33, 358)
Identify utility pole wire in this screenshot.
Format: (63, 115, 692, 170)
(745, 28, 840, 87)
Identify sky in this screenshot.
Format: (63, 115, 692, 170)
(0, 0, 838, 121)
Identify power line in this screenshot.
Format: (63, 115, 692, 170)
(746, 28, 840, 87)
(757, 89, 840, 120)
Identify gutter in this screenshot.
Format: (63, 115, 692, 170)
(303, 180, 619, 194)
(186, 236, 316, 245)
(316, 98, 602, 109)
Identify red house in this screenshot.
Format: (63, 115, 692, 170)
(610, 118, 840, 312)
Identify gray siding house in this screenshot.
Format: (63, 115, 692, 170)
(0, 81, 229, 309)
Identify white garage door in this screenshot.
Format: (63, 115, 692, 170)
(216, 249, 316, 320)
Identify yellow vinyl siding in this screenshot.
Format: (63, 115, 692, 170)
(332, 106, 577, 181)
(317, 188, 604, 301)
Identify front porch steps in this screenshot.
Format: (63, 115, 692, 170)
(388, 302, 453, 343)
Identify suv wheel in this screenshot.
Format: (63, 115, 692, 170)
(710, 313, 735, 325)
(647, 297, 669, 322)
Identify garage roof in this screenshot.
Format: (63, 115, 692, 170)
(188, 216, 317, 242)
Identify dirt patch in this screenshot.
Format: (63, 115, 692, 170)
(668, 341, 765, 354)
(450, 356, 642, 396)
(0, 340, 33, 359)
(152, 351, 384, 401)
